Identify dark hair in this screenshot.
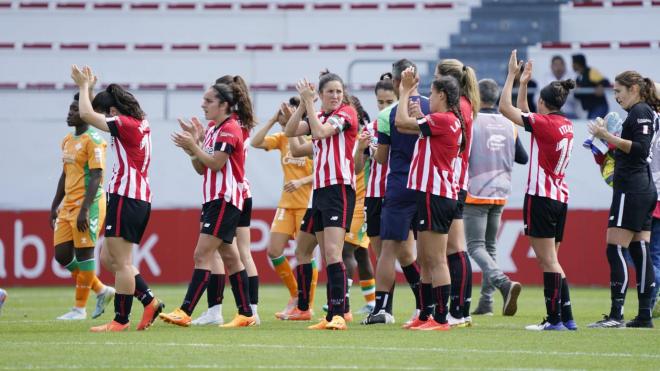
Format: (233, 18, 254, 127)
(478, 79, 500, 106)
(91, 84, 145, 120)
(318, 70, 351, 106)
(73, 92, 79, 101)
(539, 79, 575, 111)
(210, 83, 235, 115)
(350, 95, 370, 128)
(432, 76, 466, 153)
(615, 71, 660, 112)
(571, 54, 586, 68)
(215, 75, 256, 130)
(435, 59, 480, 117)
(392, 59, 416, 80)
(551, 55, 565, 64)
(375, 72, 394, 95)
(288, 96, 301, 108)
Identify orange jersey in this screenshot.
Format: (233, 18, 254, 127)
(262, 132, 313, 209)
(61, 129, 106, 209)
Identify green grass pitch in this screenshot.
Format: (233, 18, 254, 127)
(0, 284, 658, 370)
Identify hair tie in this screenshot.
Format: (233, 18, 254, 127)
(462, 65, 468, 72)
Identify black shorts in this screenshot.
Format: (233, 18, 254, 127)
(200, 199, 242, 244)
(523, 194, 568, 242)
(105, 193, 151, 244)
(238, 197, 252, 227)
(608, 191, 656, 232)
(364, 197, 383, 238)
(299, 208, 315, 234)
(415, 191, 457, 234)
(454, 189, 467, 220)
(310, 184, 356, 233)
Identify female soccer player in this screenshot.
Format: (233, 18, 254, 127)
(395, 69, 466, 331)
(587, 71, 660, 328)
(434, 59, 480, 326)
(71, 66, 164, 332)
(500, 50, 577, 331)
(251, 97, 315, 318)
(285, 71, 358, 330)
(160, 82, 255, 328)
(51, 92, 115, 321)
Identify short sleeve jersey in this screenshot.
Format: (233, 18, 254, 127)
(202, 117, 246, 210)
(262, 132, 313, 209)
(312, 104, 358, 190)
(364, 120, 388, 198)
(106, 115, 152, 202)
(408, 112, 463, 198)
(521, 112, 574, 203)
(377, 96, 431, 201)
(61, 129, 106, 209)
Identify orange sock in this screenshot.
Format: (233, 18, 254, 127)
(310, 261, 319, 308)
(91, 275, 105, 295)
(75, 270, 95, 308)
(360, 279, 377, 304)
(271, 256, 298, 298)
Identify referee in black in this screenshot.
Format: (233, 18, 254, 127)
(587, 71, 660, 328)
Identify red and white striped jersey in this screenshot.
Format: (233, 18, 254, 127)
(408, 112, 463, 199)
(312, 104, 358, 190)
(106, 115, 152, 202)
(364, 120, 388, 198)
(522, 112, 574, 203)
(202, 117, 246, 210)
(240, 124, 252, 200)
(454, 96, 474, 191)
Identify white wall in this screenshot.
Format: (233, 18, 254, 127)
(560, 2, 660, 42)
(0, 89, 615, 211)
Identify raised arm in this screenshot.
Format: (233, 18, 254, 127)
(517, 61, 533, 114)
(284, 100, 310, 138)
(288, 136, 313, 157)
(251, 109, 279, 149)
(354, 131, 371, 173)
(71, 65, 110, 132)
(394, 67, 422, 134)
(500, 50, 525, 127)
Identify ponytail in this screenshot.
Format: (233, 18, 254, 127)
(641, 77, 660, 112)
(435, 59, 480, 117)
(432, 76, 466, 153)
(91, 83, 145, 120)
(215, 75, 256, 129)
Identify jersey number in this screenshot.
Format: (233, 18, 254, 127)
(554, 137, 573, 175)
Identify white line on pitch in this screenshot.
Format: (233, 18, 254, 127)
(0, 341, 657, 360)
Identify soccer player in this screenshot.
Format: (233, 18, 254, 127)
(161, 82, 255, 328)
(284, 71, 358, 330)
(50, 92, 115, 320)
(500, 50, 577, 331)
(395, 69, 467, 331)
(334, 96, 376, 319)
(251, 97, 315, 319)
(359, 74, 397, 324)
(370, 59, 427, 330)
(279, 133, 320, 321)
(434, 59, 480, 327)
(587, 71, 660, 328)
(71, 66, 164, 332)
(217, 75, 261, 324)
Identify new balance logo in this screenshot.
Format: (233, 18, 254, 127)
(609, 216, 614, 220)
(330, 216, 339, 221)
(419, 220, 425, 225)
(106, 225, 112, 230)
(204, 223, 211, 228)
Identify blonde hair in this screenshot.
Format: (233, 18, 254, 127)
(435, 59, 480, 117)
